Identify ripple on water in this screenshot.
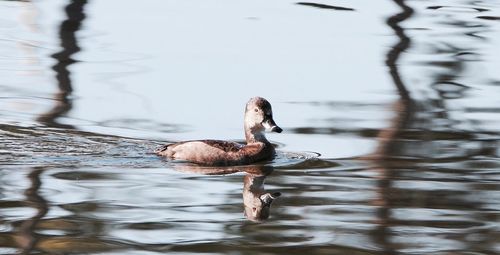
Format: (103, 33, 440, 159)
(0, 124, 166, 168)
(2, 0, 500, 253)
(271, 150, 324, 168)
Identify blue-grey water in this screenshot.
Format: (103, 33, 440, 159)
(1, 0, 500, 254)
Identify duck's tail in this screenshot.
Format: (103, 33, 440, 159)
(154, 144, 172, 155)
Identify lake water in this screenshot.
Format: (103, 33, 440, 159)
(1, 0, 500, 254)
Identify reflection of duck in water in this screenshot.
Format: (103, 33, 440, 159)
(156, 97, 282, 166)
(172, 165, 280, 221)
(243, 167, 281, 221)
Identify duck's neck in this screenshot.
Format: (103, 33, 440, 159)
(244, 174, 266, 193)
(245, 126, 269, 144)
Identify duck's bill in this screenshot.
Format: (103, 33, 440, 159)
(270, 126, 283, 133)
(260, 192, 280, 205)
(262, 119, 283, 133)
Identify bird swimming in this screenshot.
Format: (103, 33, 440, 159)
(155, 97, 282, 166)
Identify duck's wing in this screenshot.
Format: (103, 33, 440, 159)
(198, 140, 244, 152)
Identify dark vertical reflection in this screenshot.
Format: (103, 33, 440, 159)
(368, 0, 500, 252)
(385, 0, 413, 103)
(14, 168, 48, 255)
(37, 0, 87, 128)
(377, 0, 415, 158)
(368, 1, 415, 254)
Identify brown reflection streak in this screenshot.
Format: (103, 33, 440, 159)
(367, 101, 409, 255)
(37, 0, 87, 128)
(366, 0, 415, 254)
(13, 168, 48, 255)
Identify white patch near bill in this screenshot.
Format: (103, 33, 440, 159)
(262, 122, 273, 130)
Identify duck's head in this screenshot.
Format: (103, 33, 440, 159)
(244, 97, 282, 135)
(243, 170, 281, 222)
(243, 190, 281, 221)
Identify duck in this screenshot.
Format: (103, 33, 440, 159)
(155, 97, 283, 166)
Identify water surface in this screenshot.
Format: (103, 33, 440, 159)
(1, 0, 500, 254)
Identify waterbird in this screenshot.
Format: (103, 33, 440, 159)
(155, 97, 282, 166)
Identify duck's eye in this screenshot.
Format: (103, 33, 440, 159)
(254, 108, 259, 112)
